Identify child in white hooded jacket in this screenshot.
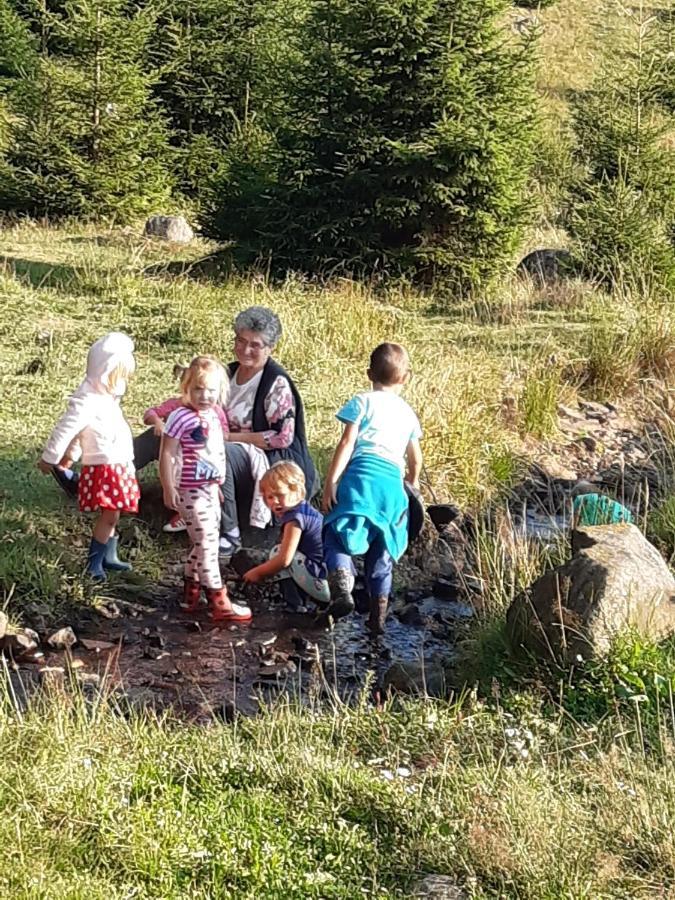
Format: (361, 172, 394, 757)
(38, 332, 138, 580)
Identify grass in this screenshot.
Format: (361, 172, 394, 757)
(1, 218, 674, 895)
(1, 671, 675, 899)
(0, 219, 602, 618)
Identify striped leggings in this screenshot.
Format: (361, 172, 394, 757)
(176, 482, 222, 589)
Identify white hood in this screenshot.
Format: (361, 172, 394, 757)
(41, 331, 136, 467)
(84, 331, 135, 396)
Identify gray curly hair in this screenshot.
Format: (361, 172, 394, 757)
(233, 306, 282, 348)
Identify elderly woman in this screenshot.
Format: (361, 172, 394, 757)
(219, 306, 317, 556)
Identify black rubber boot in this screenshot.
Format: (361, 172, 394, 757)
(319, 568, 355, 623)
(368, 595, 389, 635)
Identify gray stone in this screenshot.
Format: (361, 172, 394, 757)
(144, 215, 194, 244)
(383, 658, 448, 697)
(506, 524, 675, 663)
(517, 248, 573, 285)
(1, 628, 40, 658)
(47, 626, 77, 651)
(558, 403, 585, 421)
(412, 874, 468, 899)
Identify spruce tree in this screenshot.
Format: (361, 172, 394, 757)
(149, 0, 290, 197)
(0, 0, 172, 218)
(204, 0, 537, 292)
(0, 0, 37, 82)
(566, 5, 675, 289)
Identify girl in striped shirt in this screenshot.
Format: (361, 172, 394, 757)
(160, 357, 251, 623)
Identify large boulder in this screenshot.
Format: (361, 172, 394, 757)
(506, 524, 675, 662)
(144, 215, 194, 244)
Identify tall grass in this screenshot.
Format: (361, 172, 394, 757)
(0, 670, 674, 898)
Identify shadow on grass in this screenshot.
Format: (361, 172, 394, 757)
(0, 255, 80, 290)
(143, 249, 234, 282)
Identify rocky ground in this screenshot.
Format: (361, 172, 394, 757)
(1, 398, 664, 719)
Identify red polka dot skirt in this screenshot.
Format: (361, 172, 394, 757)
(78, 464, 140, 514)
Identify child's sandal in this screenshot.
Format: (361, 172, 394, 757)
(180, 578, 202, 612)
(206, 587, 252, 623)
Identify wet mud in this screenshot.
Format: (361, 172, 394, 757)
(28, 573, 468, 721)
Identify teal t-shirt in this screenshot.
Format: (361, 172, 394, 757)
(572, 493, 633, 526)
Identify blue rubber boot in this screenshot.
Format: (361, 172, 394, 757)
(104, 535, 132, 572)
(86, 538, 107, 581)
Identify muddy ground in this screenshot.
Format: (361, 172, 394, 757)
(5, 397, 663, 720)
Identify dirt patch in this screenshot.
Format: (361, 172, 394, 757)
(8, 561, 468, 720)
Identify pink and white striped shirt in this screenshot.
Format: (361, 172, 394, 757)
(164, 406, 226, 489)
(145, 396, 229, 433)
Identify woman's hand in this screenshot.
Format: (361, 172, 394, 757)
(322, 480, 337, 513)
(243, 567, 263, 584)
(153, 421, 164, 437)
(37, 458, 52, 474)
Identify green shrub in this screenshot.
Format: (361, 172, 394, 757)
(203, 0, 538, 293)
(565, 7, 675, 290)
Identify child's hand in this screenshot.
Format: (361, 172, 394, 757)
(322, 481, 337, 513)
(153, 421, 164, 437)
(163, 489, 180, 511)
(243, 567, 263, 584)
(37, 458, 52, 474)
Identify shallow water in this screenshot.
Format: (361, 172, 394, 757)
(30, 579, 464, 720)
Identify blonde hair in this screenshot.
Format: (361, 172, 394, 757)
(260, 461, 306, 505)
(180, 355, 229, 405)
(106, 359, 135, 393)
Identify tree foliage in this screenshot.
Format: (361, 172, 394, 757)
(204, 0, 537, 291)
(0, 0, 171, 218)
(566, 6, 675, 290)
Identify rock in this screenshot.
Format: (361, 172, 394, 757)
(432, 578, 460, 601)
(80, 638, 116, 652)
(558, 403, 584, 421)
(537, 455, 577, 482)
(383, 658, 448, 697)
(397, 603, 424, 626)
(579, 400, 614, 419)
(47, 626, 77, 651)
(506, 524, 675, 663)
(427, 504, 462, 530)
(143, 215, 194, 244)
(511, 13, 539, 35)
(412, 875, 468, 899)
(1, 628, 40, 658)
(517, 249, 573, 285)
(578, 435, 599, 453)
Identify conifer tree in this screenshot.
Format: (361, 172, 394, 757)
(149, 0, 289, 197)
(204, 0, 536, 291)
(0, 0, 37, 83)
(0, 0, 172, 218)
(566, 5, 675, 289)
